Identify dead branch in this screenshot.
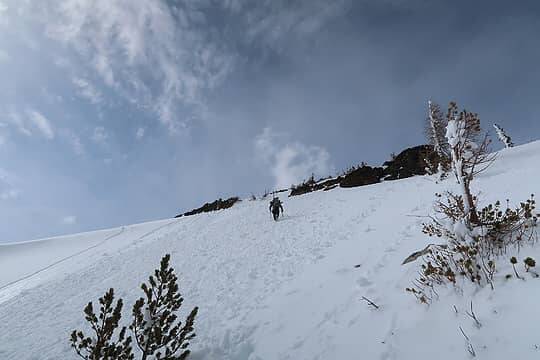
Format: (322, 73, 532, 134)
(465, 301, 482, 328)
(459, 326, 476, 358)
(361, 296, 380, 309)
(401, 244, 448, 265)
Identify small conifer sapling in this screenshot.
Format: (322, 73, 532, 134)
(70, 254, 198, 360)
(130, 254, 198, 360)
(70, 288, 134, 360)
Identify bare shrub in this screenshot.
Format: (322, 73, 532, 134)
(407, 193, 538, 303)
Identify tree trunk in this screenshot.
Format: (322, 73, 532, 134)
(463, 180, 479, 225)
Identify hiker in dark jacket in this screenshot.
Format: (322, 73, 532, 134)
(269, 197, 284, 221)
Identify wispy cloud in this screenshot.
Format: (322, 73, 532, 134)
(0, 49, 8, 62)
(224, 0, 351, 51)
(255, 127, 333, 189)
(91, 126, 108, 144)
(62, 215, 77, 225)
(0, 189, 19, 200)
(136, 127, 145, 140)
(40, 87, 64, 105)
(26, 110, 54, 139)
(0, 1, 7, 26)
(0, 168, 20, 201)
(61, 129, 84, 155)
(6, 110, 32, 136)
(39, 0, 235, 133)
(0, 132, 7, 146)
(72, 77, 102, 104)
(3, 0, 349, 136)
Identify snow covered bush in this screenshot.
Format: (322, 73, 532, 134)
(70, 254, 198, 360)
(493, 124, 514, 148)
(406, 102, 538, 303)
(408, 194, 538, 303)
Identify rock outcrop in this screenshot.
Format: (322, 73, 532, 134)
(176, 197, 240, 218)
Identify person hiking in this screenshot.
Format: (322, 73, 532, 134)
(269, 196, 284, 221)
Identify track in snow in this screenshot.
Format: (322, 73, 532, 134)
(1, 141, 540, 360)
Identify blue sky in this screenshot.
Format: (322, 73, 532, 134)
(1, 0, 540, 242)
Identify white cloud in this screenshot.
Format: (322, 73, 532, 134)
(6, 110, 32, 136)
(3, 1, 349, 135)
(62, 215, 77, 225)
(254, 127, 333, 189)
(4, 109, 61, 142)
(136, 127, 145, 140)
(39, 0, 235, 133)
(91, 126, 108, 144)
(0, 122, 7, 145)
(61, 129, 84, 155)
(26, 110, 54, 139)
(0, 1, 7, 26)
(40, 87, 64, 105)
(72, 77, 102, 104)
(103, 158, 113, 165)
(226, 0, 350, 51)
(0, 189, 19, 200)
(0, 168, 20, 200)
(0, 49, 8, 62)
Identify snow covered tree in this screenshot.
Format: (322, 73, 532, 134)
(407, 102, 537, 303)
(445, 102, 495, 225)
(493, 124, 514, 148)
(425, 100, 451, 174)
(425, 100, 449, 158)
(70, 288, 134, 360)
(130, 254, 198, 360)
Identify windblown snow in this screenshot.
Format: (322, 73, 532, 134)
(1, 141, 540, 359)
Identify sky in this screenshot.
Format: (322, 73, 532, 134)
(0, 0, 540, 242)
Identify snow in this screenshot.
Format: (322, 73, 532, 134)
(446, 118, 461, 149)
(1, 141, 540, 359)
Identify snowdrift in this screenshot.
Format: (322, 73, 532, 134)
(1, 141, 540, 359)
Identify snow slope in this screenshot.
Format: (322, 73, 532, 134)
(1, 141, 540, 359)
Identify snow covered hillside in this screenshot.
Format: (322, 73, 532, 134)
(1, 141, 540, 359)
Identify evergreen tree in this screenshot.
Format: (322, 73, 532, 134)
(70, 288, 133, 360)
(70, 255, 198, 360)
(130, 254, 198, 360)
